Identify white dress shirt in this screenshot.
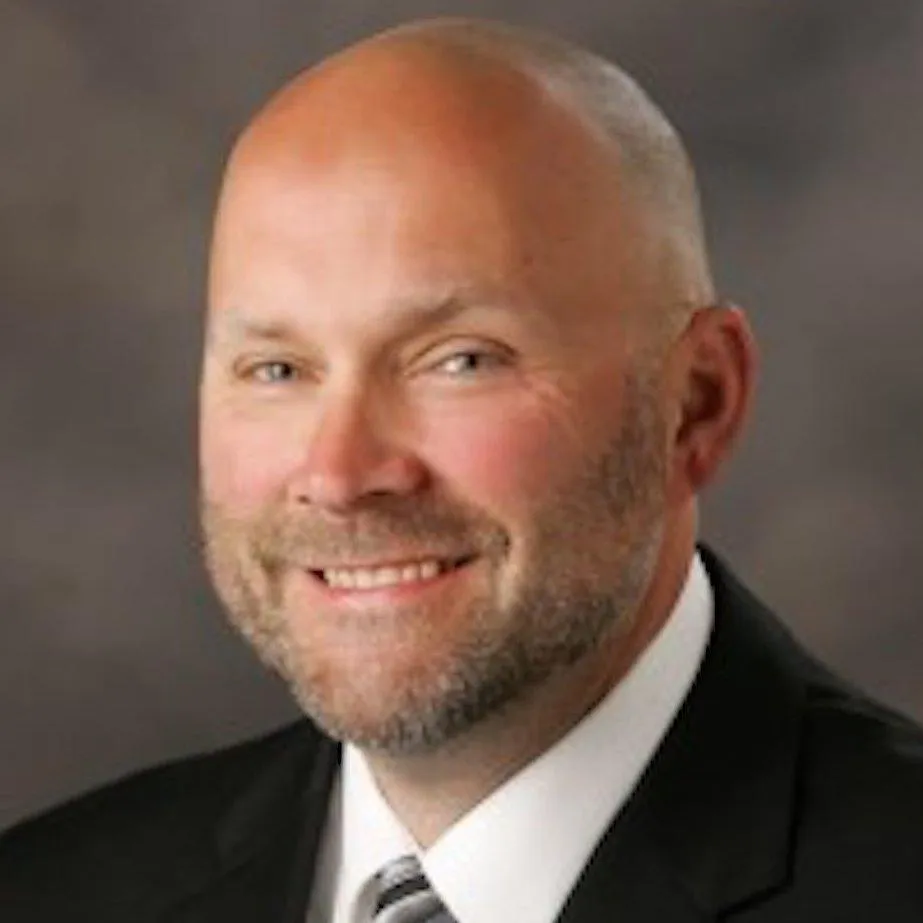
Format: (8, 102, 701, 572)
(307, 552, 713, 923)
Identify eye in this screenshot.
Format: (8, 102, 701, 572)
(430, 346, 510, 378)
(240, 359, 300, 384)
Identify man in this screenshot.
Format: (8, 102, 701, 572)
(2, 17, 922, 922)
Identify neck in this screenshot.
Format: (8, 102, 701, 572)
(363, 526, 696, 848)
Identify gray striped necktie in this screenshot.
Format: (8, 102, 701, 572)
(372, 854, 457, 923)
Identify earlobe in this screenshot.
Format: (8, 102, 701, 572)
(672, 304, 757, 494)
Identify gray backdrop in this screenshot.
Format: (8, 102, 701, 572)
(2, 0, 921, 831)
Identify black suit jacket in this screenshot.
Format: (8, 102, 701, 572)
(3, 548, 923, 921)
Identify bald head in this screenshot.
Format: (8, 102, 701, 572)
(374, 18, 715, 310)
(218, 18, 715, 339)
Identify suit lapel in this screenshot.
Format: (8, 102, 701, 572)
(557, 548, 806, 922)
(276, 735, 341, 923)
(556, 795, 704, 923)
(163, 726, 341, 923)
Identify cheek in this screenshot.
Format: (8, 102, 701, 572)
(199, 405, 303, 514)
(418, 397, 577, 511)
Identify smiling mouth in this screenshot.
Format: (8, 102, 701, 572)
(308, 555, 476, 591)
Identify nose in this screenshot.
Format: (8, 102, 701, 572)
(286, 387, 428, 515)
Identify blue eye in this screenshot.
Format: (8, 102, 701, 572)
(246, 360, 299, 383)
(435, 349, 506, 377)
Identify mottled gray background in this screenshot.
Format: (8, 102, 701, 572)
(2, 0, 921, 831)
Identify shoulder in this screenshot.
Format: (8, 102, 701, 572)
(798, 679, 923, 865)
(748, 680, 923, 917)
(0, 720, 324, 915)
(699, 547, 923, 914)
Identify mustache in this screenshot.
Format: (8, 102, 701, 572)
(206, 495, 506, 566)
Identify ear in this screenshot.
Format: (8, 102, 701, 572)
(668, 304, 758, 498)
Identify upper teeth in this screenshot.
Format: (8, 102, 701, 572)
(322, 559, 448, 590)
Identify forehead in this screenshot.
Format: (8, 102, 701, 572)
(207, 52, 639, 338)
(208, 160, 526, 346)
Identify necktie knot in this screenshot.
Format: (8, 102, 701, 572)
(372, 854, 456, 922)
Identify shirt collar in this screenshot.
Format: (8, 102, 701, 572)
(330, 552, 713, 923)
(334, 747, 417, 922)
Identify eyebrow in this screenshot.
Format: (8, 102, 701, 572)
(206, 293, 502, 351)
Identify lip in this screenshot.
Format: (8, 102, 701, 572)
(298, 555, 479, 606)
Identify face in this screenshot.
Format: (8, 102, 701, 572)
(199, 67, 674, 754)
